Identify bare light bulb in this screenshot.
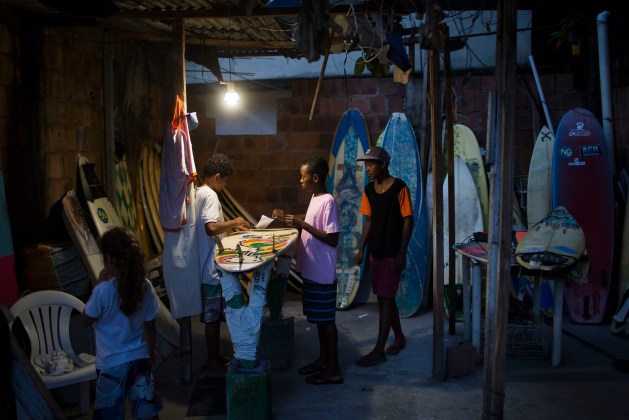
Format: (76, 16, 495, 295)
(224, 82, 240, 107)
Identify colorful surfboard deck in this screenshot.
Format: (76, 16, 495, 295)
(215, 228, 298, 273)
(527, 126, 554, 228)
(114, 155, 140, 237)
(0, 160, 20, 306)
(378, 112, 429, 318)
(552, 108, 615, 324)
(515, 206, 585, 271)
(326, 108, 370, 310)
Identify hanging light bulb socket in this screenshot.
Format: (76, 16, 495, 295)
(224, 82, 240, 107)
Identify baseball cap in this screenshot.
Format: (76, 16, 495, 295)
(356, 146, 390, 165)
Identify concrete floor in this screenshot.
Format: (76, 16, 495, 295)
(64, 292, 629, 419)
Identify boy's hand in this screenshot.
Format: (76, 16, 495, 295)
(354, 250, 364, 266)
(284, 214, 303, 228)
(234, 217, 250, 230)
(272, 209, 285, 221)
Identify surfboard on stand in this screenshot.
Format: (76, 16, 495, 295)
(552, 108, 615, 324)
(527, 126, 554, 228)
(0, 160, 20, 306)
(378, 112, 429, 318)
(443, 157, 484, 286)
(326, 108, 370, 310)
(215, 228, 299, 273)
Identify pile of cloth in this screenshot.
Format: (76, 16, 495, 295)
(33, 349, 74, 375)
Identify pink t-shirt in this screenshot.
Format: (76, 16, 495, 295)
(295, 193, 340, 284)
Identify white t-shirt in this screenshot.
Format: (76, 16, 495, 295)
(84, 279, 160, 370)
(195, 185, 225, 284)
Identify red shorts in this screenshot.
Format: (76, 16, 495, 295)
(370, 257, 401, 298)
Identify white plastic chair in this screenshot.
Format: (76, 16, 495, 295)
(10, 290, 97, 415)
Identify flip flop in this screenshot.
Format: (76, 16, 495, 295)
(298, 363, 325, 375)
(305, 373, 344, 385)
(386, 339, 406, 356)
(356, 353, 386, 367)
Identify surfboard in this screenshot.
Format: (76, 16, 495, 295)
(143, 145, 164, 248)
(138, 145, 162, 254)
(114, 156, 139, 237)
(0, 160, 20, 306)
(443, 157, 484, 285)
(527, 126, 554, 228)
(62, 189, 104, 285)
(77, 155, 122, 237)
(134, 144, 154, 256)
(515, 206, 585, 271)
(215, 228, 299, 273)
(616, 169, 629, 299)
(452, 124, 489, 230)
(552, 108, 615, 324)
(378, 112, 429, 318)
(326, 108, 370, 310)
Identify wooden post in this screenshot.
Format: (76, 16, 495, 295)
(482, 1, 517, 418)
(443, 25, 457, 335)
(427, 0, 445, 380)
(103, 30, 115, 200)
(309, 35, 332, 121)
(172, 19, 192, 385)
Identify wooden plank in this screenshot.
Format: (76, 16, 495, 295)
(428, 0, 445, 379)
(443, 25, 457, 335)
(482, 0, 517, 418)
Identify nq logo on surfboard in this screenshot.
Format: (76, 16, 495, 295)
(560, 147, 573, 158)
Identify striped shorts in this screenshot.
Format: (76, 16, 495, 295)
(302, 277, 337, 325)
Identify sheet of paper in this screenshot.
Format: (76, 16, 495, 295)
(255, 215, 275, 229)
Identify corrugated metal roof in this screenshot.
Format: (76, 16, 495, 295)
(6, 0, 419, 59)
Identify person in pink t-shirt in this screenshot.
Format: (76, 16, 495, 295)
(273, 156, 343, 385)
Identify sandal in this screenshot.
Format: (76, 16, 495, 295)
(305, 373, 344, 385)
(298, 363, 325, 375)
(386, 338, 406, 356)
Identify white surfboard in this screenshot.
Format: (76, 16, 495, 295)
(527, 126, 554, 228)
(443, 157, 484, 285)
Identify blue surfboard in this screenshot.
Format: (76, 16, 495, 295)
(327, 108, 370, 309)
(378, 113, 429, 318)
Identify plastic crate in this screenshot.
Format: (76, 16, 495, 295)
(481, 321, 551, 359)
